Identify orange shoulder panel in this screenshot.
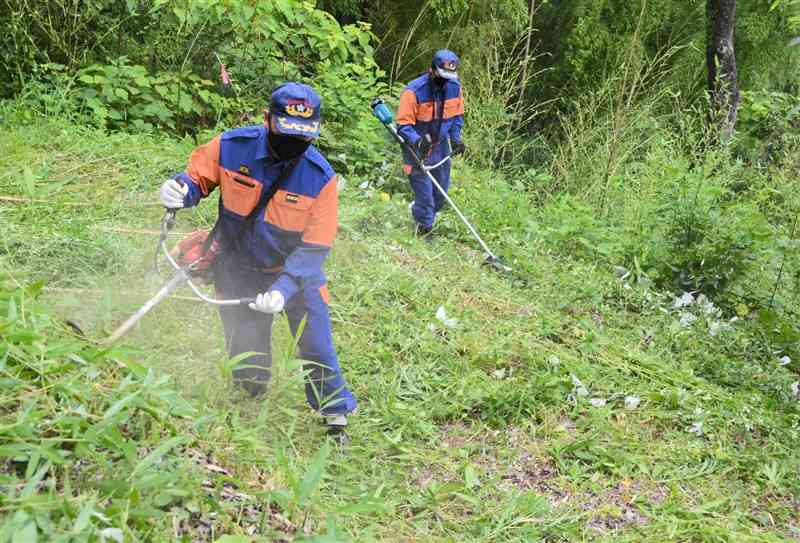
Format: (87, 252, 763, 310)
(186, 135, 222, 196)
(443, 96, 464, 119)
(396, 90, 419, 126)
(302, 176, 339, 247)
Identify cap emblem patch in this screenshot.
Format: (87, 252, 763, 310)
(286, 100, 314, 118)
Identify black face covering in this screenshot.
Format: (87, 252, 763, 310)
(268, 129, 311, 161)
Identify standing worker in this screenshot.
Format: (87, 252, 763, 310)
(158, 83, 357, 439)
(397, 49, 465, 239)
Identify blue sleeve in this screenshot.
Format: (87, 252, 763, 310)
(397, 124, 422, 146)
(174, 172, 204, 208)
(450, 114, 464, 144)
(271, 243, 330, 302)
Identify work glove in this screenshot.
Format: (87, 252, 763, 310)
(452, 141, 466, 156)
(159, 179, 188, 209)
(248, 290, 285, 314)
(413, 134, 432, 158)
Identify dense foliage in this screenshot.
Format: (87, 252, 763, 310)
(1, 0, 387, 173)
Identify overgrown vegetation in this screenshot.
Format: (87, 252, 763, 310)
(2, 0, 800, 540)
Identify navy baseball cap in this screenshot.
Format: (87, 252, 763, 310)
(270, 82, 322, 138)
(432, 50, 460, 81)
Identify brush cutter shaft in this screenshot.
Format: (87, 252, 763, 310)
(104, 269, 188, 344)
(421, 164, 497, 259)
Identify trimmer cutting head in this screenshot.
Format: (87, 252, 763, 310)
(483, 255, 512, 273)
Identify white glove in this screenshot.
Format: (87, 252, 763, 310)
(160, 179, 188, 209)
(249, 290, 285, 314)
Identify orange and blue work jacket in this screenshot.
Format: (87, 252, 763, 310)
(396, 73, 464, 174)
(174, 125, 337, 303)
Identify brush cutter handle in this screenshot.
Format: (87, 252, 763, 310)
(155, 210, 267, 306)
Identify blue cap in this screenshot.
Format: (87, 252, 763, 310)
(432, 50, 460, 81)
(270, 82, 322, 138)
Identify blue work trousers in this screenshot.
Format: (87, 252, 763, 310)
(214, 256, 357, 415)
(409, 159, 451, 230)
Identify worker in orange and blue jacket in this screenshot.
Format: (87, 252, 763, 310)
(397, 50, 465, 238)
(158, 83, 356, 438)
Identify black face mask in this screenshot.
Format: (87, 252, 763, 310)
(268, 129, 311, 161)
(435, 74, 450, 85)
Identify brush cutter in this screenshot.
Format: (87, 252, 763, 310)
(370, 98, 511, 273)
(104, 208, 255, 345)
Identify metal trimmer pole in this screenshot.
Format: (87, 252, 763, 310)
(104, 269, 188, 345)
(419, 155, 498, 260)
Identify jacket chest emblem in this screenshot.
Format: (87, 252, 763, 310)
(285, 193, 300, 204)
(238, 165, 251, 175)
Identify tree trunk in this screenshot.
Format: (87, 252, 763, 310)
(706, 0, 740, 142)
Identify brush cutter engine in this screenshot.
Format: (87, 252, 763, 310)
(171, 229, 220, 281)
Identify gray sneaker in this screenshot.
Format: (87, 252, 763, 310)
(324, 415, 349, 445)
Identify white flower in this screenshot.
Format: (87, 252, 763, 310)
(689, 421, 703, 436)
(435, 306, 458, 329)
(571, 375, 589, 397)
(358, 180, 370, 189)
(709, 320, 732, 336)
(100, 529, 124, 543)
(589, 398, 607, 408)
(674, 292, 695, 309)
(337, 176, 347, 192)
(779, 356, 791, 367)
(696, 294, 718, 315)
(624, 396, 641, 410)
(679, 312, 698, 327)
(791, 382, 800, 398)
(547, 355, 560, 367)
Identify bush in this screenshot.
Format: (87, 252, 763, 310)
(74, 58, 227, 132)
(736, 90, 800, 166)
(2, 0, 386, 151)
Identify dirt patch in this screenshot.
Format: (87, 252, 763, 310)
(498, 451, 572, 507)
(579, 479, 668, 534)
(173, 448, 295, 541)
(439, 421, 473, 450)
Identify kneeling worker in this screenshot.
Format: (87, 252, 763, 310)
(159, 83, 357, 438)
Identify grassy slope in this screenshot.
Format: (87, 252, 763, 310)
(1, 118, 799, 542)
